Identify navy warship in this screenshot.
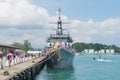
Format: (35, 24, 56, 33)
(46, 9, 75, 69)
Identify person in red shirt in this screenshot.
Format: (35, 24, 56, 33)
(7, 51, 12, 67)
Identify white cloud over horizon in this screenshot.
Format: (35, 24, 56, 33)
(0, 0, 120, 48)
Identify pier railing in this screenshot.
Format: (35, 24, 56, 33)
(0, 53, 44, 69)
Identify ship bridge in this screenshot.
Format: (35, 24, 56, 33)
(47, 34, 73, 43)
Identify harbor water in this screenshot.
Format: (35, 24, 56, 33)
(35, 54, 120, 80)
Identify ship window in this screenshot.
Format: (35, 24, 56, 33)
(50, 43, 52, 46)
(58, 29, 61, 31)
(58, 33, 60, 35)
(52, 37, 55, 39)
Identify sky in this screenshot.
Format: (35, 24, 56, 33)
(0, 0, 120, 48)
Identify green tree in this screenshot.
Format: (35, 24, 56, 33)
(11, 40, 34, 53)
(12, 42, 25, 50)
(23, 40, 33, 53)
(73, 42, 120, 53)
(73, 42, 86, 52)
(12, 42, 22, 47)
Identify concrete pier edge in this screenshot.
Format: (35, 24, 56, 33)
(7, 56, 48, 80)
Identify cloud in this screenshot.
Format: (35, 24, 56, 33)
(0, 0, 120, 48)
(69, 18, 120, 46)
(0, 0, 49, 26)
(0, 0, 49, 47)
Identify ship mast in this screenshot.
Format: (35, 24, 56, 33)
(47, 9, 73, 48)
(57, 8, 63, 35)
(50, 8, 68, 35)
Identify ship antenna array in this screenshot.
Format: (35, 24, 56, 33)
(49, 8, 70, 35)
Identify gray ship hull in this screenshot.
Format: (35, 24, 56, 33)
(47, 48, 75, 69)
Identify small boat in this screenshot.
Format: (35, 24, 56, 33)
(97, 59, 112, 62)
(46, 9, 75, 69)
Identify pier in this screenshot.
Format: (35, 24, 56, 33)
(0, 54, 49, 80)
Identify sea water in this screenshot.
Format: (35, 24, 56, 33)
(35, 55, 120, 80)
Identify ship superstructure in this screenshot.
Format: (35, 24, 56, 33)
(47, 9, 73, 49)
(46, 9, 75, 69)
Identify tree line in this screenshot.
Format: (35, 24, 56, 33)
(11, 40, 34, 53)
(11, 41, 120, 54)
(73, 42, 120, 53)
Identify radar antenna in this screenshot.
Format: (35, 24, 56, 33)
(49, 8, 69, 35)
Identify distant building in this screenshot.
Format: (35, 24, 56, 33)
(88, 49, 94, 53)
(100, 49, 105, 53)
(84, 49, 89, 53)
(110, 49, 114, 53)
(94, 51, 98, 54)
(84, 49, 95, 53)
(105, 49, 115, 54)
(0, 43, 19, 53)
(106, 49, 110, 53)
(84, 48, 115, 54)
(27, 51, 42, 54)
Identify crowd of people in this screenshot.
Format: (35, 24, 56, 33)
(0, 50, 42, 69)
